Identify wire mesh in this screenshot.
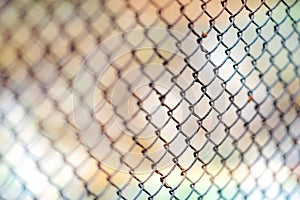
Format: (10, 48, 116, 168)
(0, 0, 300, 199)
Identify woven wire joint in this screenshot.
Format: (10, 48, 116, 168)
(0, 0, 300, 199)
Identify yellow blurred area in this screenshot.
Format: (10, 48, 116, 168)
(0, 0, 300, 199)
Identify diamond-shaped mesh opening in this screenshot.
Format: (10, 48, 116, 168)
(0, 0, 300, 199)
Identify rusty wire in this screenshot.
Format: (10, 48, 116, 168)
(0, 0, 300, 199)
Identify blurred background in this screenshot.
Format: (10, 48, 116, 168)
(0, 0, 299, 199)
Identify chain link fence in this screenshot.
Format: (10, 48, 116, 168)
(0, 0, 300, 199)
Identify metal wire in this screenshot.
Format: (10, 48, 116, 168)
(0, 0, 300, 199)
